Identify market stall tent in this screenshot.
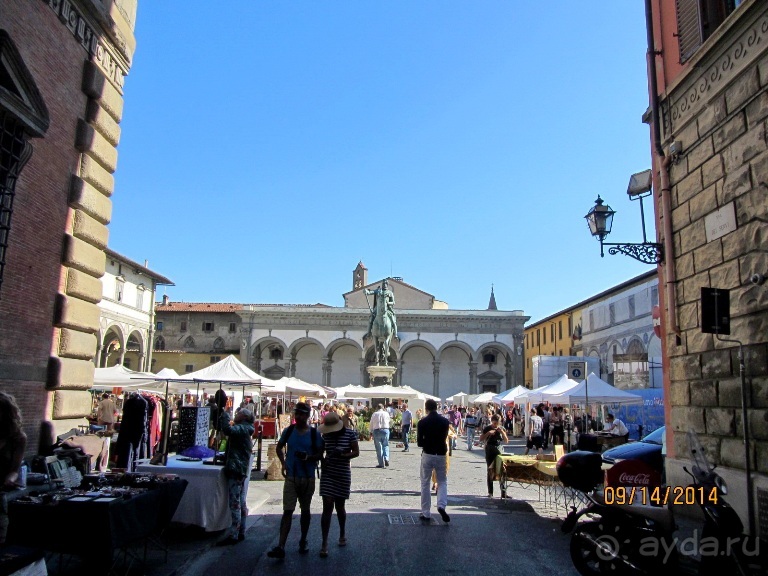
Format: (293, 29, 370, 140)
(469, 391, 498, 404)
(351, 384, 422, 400)
(515, 375, 579, 404)
(549, 373, 643, 405)
(91, 364, 157, 389)
(492, 385, 528, 405)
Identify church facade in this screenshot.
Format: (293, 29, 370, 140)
(152, 263, 528, 399)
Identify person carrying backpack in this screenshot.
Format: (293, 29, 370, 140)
(267, 402, 324, 559)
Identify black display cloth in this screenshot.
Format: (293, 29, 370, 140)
(6, 478, 187, 568)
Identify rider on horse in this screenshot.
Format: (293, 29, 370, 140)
(364, 278, 398, 340)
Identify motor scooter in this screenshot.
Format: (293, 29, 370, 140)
(556, 430, 765, 576)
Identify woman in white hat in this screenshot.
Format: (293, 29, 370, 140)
(317, 411, 359, 558)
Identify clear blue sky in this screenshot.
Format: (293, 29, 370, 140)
(111, 2, 655, 323)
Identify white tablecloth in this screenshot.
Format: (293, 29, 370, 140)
(137, 454, 248, 532)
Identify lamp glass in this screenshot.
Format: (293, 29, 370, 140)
(585, 197, 614, 240)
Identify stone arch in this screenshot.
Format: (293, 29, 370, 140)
(183, 336, 196, 349)
(400, 340, 437, 360)
(325, 338, 363, 359)
(287, 337, 326, 357)
(213, 337, 225, 351)
(251, 336, 288, 376)
(100, 324, 125, 367)
(125, 329, 145, 371)
(625, 337, 646, 355)
(437, 340, 474, 361)
(289, 337, 324, 384)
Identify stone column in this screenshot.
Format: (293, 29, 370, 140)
(289, 356, 297, 377)
(322, 358, 333, 387)
(95, 343, 103, 367)
(396, 359, 404, 387)
(469, 361, 478, 394)
(360, 359, 367, 386)
(432, 361, 441, 397)
(119, 349, 126, 366)
(138, 352, 146, 372)
(505, 360, 513, 391)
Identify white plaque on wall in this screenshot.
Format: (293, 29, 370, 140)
(704, 202, 737, 242)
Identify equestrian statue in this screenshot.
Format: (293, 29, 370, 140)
(364, 278, 398, 366)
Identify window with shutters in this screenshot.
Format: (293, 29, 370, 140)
(676, 0, 743, 63)
(202, 322, 214, 332)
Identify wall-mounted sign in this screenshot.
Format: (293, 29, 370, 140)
(704, 202, 736, 242)
(701, 288, 730, 335)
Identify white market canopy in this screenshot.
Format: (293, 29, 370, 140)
(446, 391, 469, 405)
(333, 384, 369, 400)
(548, 373, 643, 405)
(492, 385, 529, 405)
(350, 384, 423, 400)
(469, 391, 498, 405)
(184, 355, 263, 385)
(91, 364, 157, 389)
(154, 367, 181, 380)
(262, 377, 332, 399)
(515, 374, 580, 404)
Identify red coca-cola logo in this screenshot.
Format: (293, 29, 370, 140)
(605, 459, 661, 489)
(618, 472, 651, 485)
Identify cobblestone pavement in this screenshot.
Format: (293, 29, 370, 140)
(178, 434, 581, 576)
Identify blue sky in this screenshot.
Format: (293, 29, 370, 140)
(111, 2, 655, 322)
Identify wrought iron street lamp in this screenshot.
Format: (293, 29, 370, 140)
(584, 170, 664, 265)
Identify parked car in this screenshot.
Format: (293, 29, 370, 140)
(601, 425, 664, 474)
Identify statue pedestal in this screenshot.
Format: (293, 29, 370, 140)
(366, 365, 397, 386)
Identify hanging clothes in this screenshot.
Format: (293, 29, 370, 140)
(116, 393, 147, 468)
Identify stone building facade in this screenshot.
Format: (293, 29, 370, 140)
(153, 264, 528, 399)
(647, 0, 768, 532)
(524, 271, 661, 390)
(0, 1, 138, 444)
(98, 249, 173, 371)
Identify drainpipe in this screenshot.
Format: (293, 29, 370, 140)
(645, 0, 681, 343)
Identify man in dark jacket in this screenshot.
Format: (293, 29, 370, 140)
(216, 408, 255, 545)
(416, 399, 450, 523)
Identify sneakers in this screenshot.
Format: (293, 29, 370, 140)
(419, 514, 431, 523)
(385, 459, 390, 467)
(375, 464, 384, 468)
(267, 546, 286, 559)
(437, 508, 450, 523)
(298, 540, 309, 554)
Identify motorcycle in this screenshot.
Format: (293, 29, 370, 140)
(556, 430, 765, 576)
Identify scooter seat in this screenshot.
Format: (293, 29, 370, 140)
(613, 502, 674, 532)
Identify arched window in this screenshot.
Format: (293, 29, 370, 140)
(184, 336, 195, 349)
(154, 336, 165, 351)
(213, 337, 224, 351)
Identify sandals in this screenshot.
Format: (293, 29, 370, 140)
(338, 537, 347, 547)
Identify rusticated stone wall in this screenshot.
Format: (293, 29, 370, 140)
(659, 0, 768, 529)
(0, 0, 136, 445)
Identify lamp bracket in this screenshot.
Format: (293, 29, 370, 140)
(602, 241, 663, 265)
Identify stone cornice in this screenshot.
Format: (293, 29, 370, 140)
(41, 0, 130, 90)
(661, 1, 768, 139)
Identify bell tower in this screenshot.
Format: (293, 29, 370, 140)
(353, 261, 368, 290)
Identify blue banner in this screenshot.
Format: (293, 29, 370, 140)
(606, 388, 664, 439)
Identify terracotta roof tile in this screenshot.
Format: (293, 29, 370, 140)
(155, 302, 332, 312)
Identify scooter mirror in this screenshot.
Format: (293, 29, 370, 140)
(715, 475, 728, 495)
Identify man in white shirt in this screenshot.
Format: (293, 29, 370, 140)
(524, 408, 544, 456)
(604, 413, 628, 437)
(369, 404, 391, 467)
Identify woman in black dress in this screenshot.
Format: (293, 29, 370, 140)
(318, 412, 359, 558)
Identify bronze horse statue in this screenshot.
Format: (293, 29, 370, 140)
(371, 288, 394, 365)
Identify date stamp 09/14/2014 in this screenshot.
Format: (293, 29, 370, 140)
(603, 485, 719, 506)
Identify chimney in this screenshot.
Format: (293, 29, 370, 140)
(162, 294, 169, 306)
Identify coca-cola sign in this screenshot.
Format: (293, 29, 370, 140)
(606, 459, 661, 489)
(618, 472, 651, 485)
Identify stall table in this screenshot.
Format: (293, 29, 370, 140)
(136, 454, 252, 532)
(7, 478, 186, 574)
(256, 419, 276, 439)
(494, 454, 587, 513)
